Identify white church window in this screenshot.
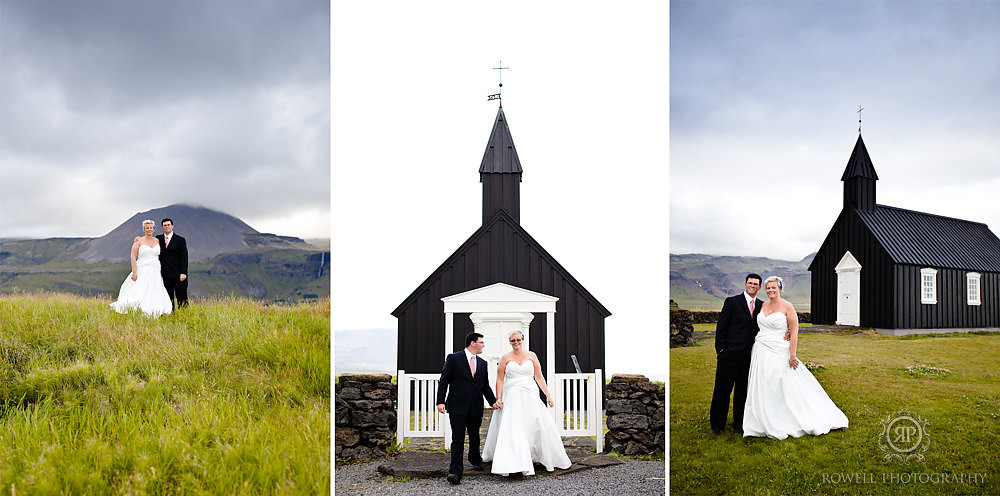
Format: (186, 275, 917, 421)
(920, 268, 937, 305)
(967, 272, 981, 306)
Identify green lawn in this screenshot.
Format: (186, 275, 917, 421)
(0, 292, 330, 494)
(670, 332, 1000, 495)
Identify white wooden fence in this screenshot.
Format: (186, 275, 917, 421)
(396, 369, 603, 453)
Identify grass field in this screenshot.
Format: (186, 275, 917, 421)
(0, 292, 330, 494)
(670, 332, 1000, 495)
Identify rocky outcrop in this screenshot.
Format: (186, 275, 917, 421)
(604, 374, 664, 456)
(336, 373, 397, 462)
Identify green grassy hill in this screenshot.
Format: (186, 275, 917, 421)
(670, 253, 813, 311)
(0, 245, 329, 303)
(0, 293, 330, 494)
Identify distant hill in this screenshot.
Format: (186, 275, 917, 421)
(0, 204, 328, 303)
(670, 253, 814, 311)
(77, 204, 312, 263)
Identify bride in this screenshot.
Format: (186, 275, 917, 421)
(742, 276, 848, 439)
(109, 220, 173, 317)
(482, 331, 572, 476)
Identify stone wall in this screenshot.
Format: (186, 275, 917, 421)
(335, 373, 396, 461)
(604, 374, 665, 455)
(691, 311, 811, 324)
(670, 308, 695, 347)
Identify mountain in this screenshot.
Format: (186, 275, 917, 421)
(670, 253, 815, 311)
(77, 204, 311, 263)
(0, 204, 328, 303)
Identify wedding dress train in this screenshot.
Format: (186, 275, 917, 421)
(742, 312, 848, 439)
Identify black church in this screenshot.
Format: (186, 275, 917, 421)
(809, 134, 1000, 329)
(392, 107, 611, 386)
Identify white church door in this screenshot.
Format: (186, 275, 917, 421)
(835, 251, 861, 326)
(470, 312, 533, 401)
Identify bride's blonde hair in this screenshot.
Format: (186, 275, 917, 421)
(141, 219, 155, 228)
(763, 275, 783, 292)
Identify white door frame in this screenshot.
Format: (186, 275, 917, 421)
(835, 251, 862, 326)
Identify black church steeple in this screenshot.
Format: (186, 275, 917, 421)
(479, 107, 522, 224)
(842, 134, 878, 211)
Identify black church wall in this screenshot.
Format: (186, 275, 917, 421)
(810, 209, 894, 328)
(395, 214, 607, 378)
(893, 265, 1000, 329)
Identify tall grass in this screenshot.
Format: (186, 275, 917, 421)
(0, 292, 330, 494)
(671, 332, 1000, 495)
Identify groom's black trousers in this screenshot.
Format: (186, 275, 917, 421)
(448, 410, 483, 478)
(162, 276, 188, 309)
(710, 347, 753, 431)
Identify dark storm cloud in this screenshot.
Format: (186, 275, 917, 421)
(0, 0, 329, 237)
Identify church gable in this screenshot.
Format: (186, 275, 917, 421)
(392, 210, 610, 319)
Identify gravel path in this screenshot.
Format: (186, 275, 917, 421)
(334, 457, 665, 495)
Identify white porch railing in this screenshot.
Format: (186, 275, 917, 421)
(553, 369, 603, 453)
(396, 371, 446, 445)
(396, 369, 604, 453)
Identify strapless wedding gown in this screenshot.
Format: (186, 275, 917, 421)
(743, 311, 848, 439)
(482, 360, 572, 475)
(109, 244, 172, 317)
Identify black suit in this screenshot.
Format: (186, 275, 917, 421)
(710, 292, 763, 432)
(156, 233, 188, 308)
(436, 350, 497, 479)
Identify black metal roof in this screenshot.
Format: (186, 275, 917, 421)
(841, 134, 879, 181)
(857, 204, 1000, 272)
(479, 107, 523, 176)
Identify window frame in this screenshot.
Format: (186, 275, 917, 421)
(967, 272, 982, 306)
(920, 268, 938, 305)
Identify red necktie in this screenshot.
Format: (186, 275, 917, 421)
(470, 356, 476, 376)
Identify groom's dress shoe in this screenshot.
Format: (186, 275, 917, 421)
(471, 463, 484, 471)
(447, 474, 461, 485)
(710, 426, 722, 435)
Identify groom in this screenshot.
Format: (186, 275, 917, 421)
(710, 273, 763, 434)
(157, 218, 188, 309)
(436, 332, 500, 485)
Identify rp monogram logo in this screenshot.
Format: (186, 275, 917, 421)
(878, 411, 930, 464)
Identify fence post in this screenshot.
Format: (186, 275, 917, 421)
(595, 368, 604, 453)
(396, 370, 406, 444)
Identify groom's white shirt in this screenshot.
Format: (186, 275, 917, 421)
(164, 232, 173, 247)
(744, 291, 755, 308)
(464, 348, 476, 370)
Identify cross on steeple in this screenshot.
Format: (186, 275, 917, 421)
(857, 105, 864, 134)
(487, 59, 509, 104)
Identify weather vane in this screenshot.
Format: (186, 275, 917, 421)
(857, 105, 864, 134)
(487, 59, 508, 105)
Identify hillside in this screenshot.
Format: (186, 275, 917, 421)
(0, 205, 329, 303)
(0, 293, 330, 493)
(77, 204, 314, 263)
(670, 253, 814, 311)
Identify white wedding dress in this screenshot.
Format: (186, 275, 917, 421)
(743, 311, 848, 439)
(109, 244, 172, 317)
(482, 360, 572, 475)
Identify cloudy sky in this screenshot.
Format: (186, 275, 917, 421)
(0, 0, 329, 239)
(671, 0, 1000, 261)
(332, 1, 668, 381)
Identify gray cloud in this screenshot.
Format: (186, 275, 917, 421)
(0, 0, 329, 238)
(671, 0, 1000, 260)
